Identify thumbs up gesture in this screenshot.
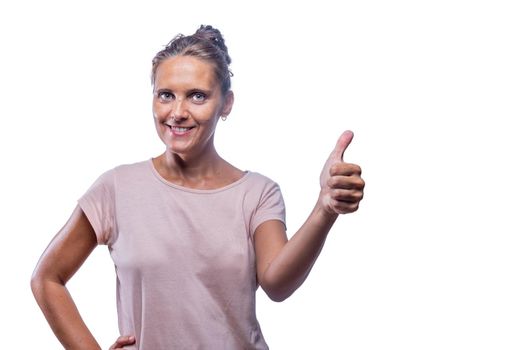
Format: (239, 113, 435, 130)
(319, 130, 365, 215)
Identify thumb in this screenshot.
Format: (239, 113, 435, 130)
(331, 130, 354, 161)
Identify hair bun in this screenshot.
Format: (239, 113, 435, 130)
(194, 25, 231, 65)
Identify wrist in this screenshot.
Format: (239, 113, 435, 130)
(314, 197, 339, 225)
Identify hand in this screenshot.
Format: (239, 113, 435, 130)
(109, 335, 135, 349)
(319, 130, 365, 215)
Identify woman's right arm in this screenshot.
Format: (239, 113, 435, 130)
(31, 205, 102, 350)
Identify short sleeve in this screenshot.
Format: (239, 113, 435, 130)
(77, 169, 116, 245)
(250, 179, 286, 236)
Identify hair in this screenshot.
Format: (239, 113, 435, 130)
(151, 25, 233, 94)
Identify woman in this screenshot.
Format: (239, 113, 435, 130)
(31, 25, 364, 349)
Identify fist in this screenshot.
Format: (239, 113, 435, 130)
(109, 335, 135, 349)
(319, 130, 365, 215)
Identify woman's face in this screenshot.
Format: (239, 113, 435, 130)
(152, 55, 233, 158)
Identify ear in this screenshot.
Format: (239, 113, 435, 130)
(220, 90, 234, 117)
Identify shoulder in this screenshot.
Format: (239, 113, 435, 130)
(113, 159, 151, 174)
(242, 171, 284, 204)
(109, 159, 152, 181)
(244, 171, 281, 191)
(246, 171, 279, 186)
(89, 159, 152, 189)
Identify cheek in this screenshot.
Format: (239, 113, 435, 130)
(153, 103, 170, 120)
(195, 105, 221, 122)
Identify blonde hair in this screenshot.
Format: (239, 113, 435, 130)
(151, 25, 233, 94)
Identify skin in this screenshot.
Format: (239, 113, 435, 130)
(31, 54, 364, 349)
(31, 207, 103, 349)
(150, 56, 240, 188)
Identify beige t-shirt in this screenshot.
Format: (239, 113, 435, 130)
(78, 160, 286, 349)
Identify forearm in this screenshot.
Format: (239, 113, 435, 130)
(31, 278, 101, 350)
(262, 199, 338, 301)
(258, 130, 364, 302)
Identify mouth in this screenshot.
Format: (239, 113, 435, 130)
(164, 123, 196, 135)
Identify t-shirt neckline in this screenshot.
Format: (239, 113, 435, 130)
(147, 158, 251, 194)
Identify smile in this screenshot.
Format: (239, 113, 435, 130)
(173, 126, 192, 132)
(164, 123, 196, 135)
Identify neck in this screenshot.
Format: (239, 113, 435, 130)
(161, 145, 224, 180)
(153, 144, 244, 190)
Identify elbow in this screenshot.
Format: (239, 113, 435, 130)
(30, 270, 45, 299)
(259, 273, 296, 303)
(30, 268, 60, 300)
(266, 291, 291, 303)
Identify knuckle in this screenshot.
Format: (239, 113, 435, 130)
(349, 203, 360, 212)
(332, 189, 343, 199)
(353, 190, 364, 201)
(329, 163, 342, 176)
(351, 177, 365, 189)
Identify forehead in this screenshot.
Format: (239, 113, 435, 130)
(155, 55, 217, 90)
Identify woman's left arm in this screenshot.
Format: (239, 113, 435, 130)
(255, 131, 364, 302)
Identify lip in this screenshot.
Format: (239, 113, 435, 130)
(165, 124, 195, 136)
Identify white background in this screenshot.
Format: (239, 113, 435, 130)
(1, 0, 523, 349)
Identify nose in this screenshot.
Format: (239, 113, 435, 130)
(171, 99, 189, 121)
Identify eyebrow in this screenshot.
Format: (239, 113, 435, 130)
(155, 88, 173, 93)
(155, 88, 213, 95)
(187, 88, 212, 95)
(155, 87, 213, 96)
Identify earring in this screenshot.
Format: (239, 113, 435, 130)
(221, 115, 227, 121)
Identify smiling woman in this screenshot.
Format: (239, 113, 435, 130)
(152, 55, 235, 178)
(30, 24, 365, 350)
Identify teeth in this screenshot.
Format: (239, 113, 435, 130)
(173, 127, 191, 132)
(164, 123, 193, 132)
